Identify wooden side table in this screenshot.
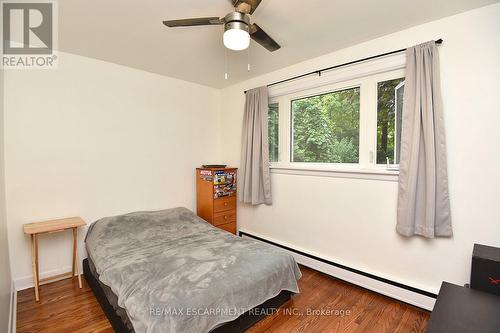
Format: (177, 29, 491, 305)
(23, 217, 86, 302)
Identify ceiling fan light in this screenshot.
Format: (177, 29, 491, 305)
(223, 23, 250, 51)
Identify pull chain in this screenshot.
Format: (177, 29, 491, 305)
(224, 47, 228, 80)
(247, 42, 251, 72)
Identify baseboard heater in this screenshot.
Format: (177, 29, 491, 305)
(239, 231, 437, 311)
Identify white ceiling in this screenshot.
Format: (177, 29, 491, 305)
(59, 0, 498, 88)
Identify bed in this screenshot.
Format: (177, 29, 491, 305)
(84, 207, 301, 333)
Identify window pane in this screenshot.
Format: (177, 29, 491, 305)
(377, 78, 405, 164)
(292, 87, 360, 163)
(268, 102, 279, 162)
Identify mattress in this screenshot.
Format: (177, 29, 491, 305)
(85, 207, 301, 333)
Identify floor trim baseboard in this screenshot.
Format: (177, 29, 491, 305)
(239, 230, 437, 311)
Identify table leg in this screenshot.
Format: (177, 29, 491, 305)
(35, 235, 39, 280)
(73, 228, 82, 288)
(31, 234, 40, 302)
(72, 228, 76, 277)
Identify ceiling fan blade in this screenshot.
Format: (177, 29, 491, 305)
(249, 23, 280, 52)
(163, 17, 223, 27)
(231, 0, 263, 14)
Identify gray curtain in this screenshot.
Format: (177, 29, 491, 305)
(396, 41, 452, 238)
(239, 86, 272, 205)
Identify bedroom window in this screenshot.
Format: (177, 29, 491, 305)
(268, 102, 279, 162)
(291, 87, 360, 163)
(376, 78, 405, 164)
(267, 67, 404, 178)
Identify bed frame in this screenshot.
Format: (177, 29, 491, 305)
(83, 258, 291, 333)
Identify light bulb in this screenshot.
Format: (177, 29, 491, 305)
(223, 26, 250, 51)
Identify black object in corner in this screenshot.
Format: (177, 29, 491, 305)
(471, 243, 500, 295)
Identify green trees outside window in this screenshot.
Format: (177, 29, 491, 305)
(291, 87, 360, 163)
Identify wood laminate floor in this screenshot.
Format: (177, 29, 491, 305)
(17, 265, 429, 333)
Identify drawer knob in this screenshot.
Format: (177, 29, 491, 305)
(224, 216, 228, 219)
(224, 202, 228, 206)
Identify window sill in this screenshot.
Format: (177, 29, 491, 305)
(269, 164, 399, 181)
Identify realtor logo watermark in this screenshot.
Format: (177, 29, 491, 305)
(1, 0, 58, 69)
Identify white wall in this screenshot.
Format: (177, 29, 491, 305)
(220, 3, 500, 295)
(4, 52, 221, 287)
(1, 68, 14, 331)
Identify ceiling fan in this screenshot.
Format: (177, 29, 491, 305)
(162, 0, 280, 52)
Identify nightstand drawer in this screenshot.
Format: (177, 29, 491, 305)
(214, 197, 236, 213)
(218, 222, 236, 235)
(213, 211, 236, 226)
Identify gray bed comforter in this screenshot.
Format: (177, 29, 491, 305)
(85, 207, 301, 333)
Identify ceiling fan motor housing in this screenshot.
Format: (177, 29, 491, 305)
(224, 11, 250, 33)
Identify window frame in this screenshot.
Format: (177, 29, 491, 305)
(374, 74, 406, 167)
(268, 101, 280, 163)
(269, 68, 405, 180)
(393, 80, 405, 165)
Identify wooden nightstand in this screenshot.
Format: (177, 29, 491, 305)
(23, 217, 86, 302)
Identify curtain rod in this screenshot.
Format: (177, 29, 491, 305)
(244, 39, 443, 94)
